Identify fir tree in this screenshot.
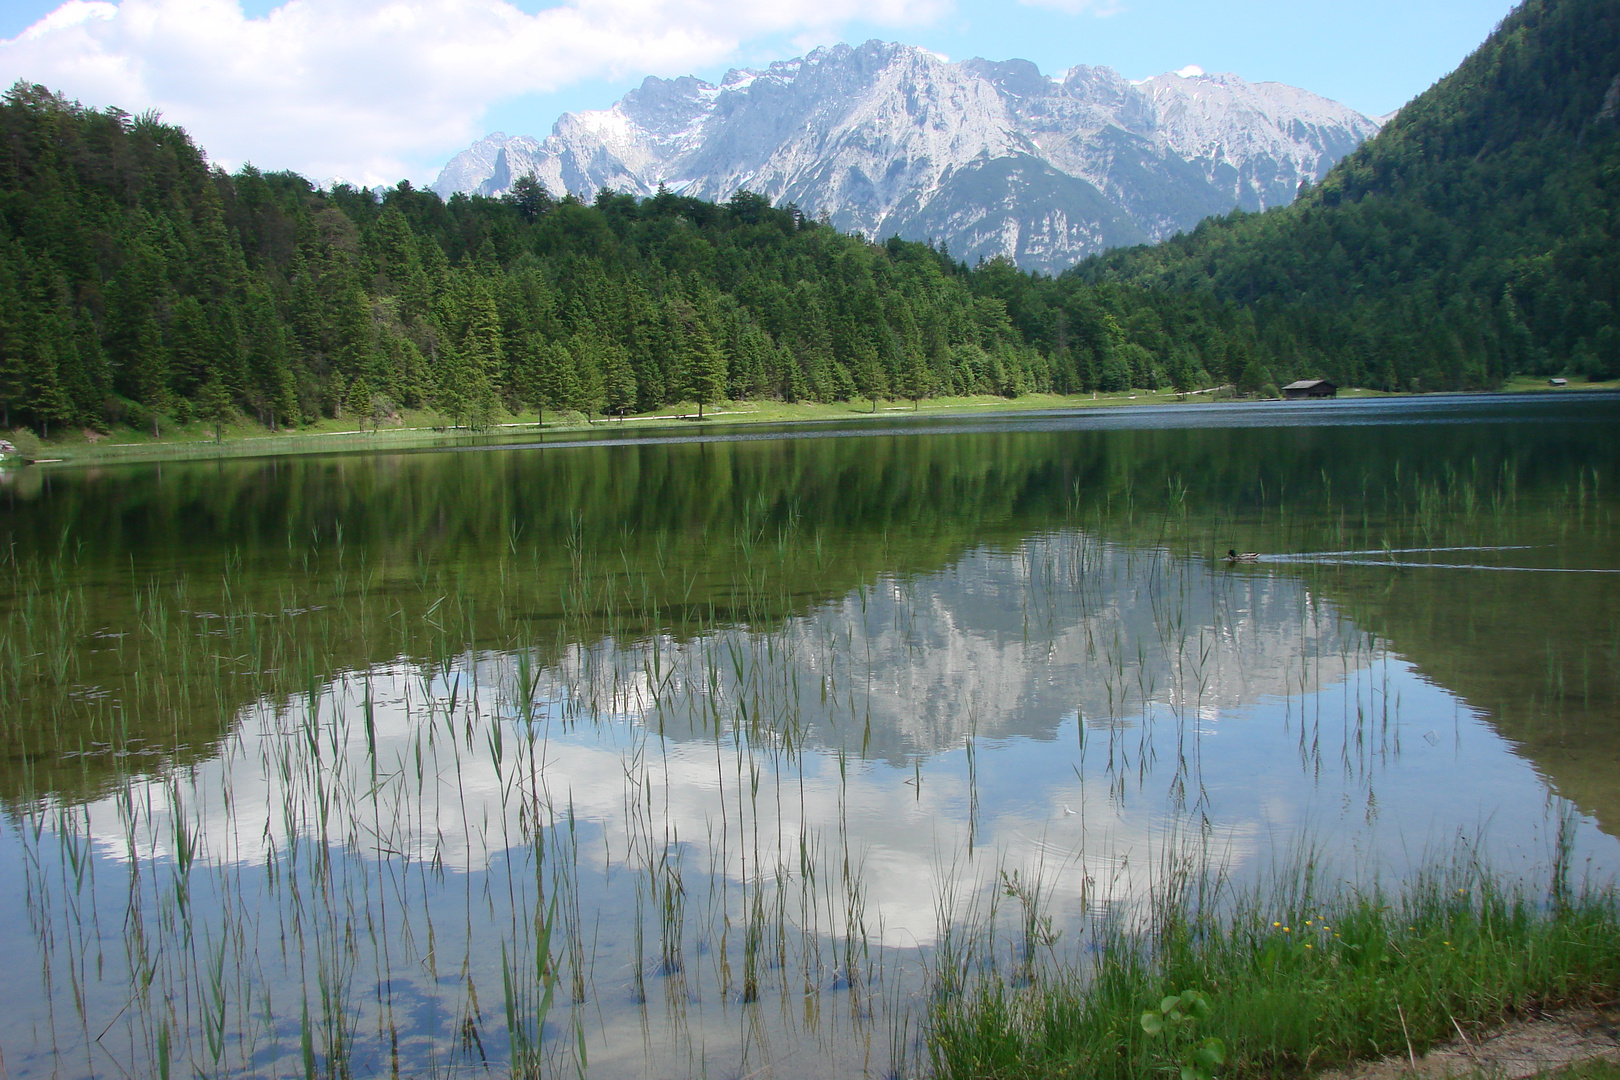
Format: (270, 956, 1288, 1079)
(346, 376, 373, 430)
(460, 283, 503, 430)
(434, 344, 472, 429)
(685, 318, 728, 419)
(899, 342, 930, 409)
(565, 334, 605, 419)
(27, 329, 76, 438)
(196, 374, 233, 442)
(601, 342, 638, 419)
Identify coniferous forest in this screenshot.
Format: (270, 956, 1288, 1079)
(0, 0, 1615, 439)
(1075, 0, 1620, 390)
(0, 83, 1150, 437)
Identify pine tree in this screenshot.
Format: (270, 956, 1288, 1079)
(514, 335, 546, 426)
(336, 284, 376, 382)
(899, 341, 930, 409)
(460, 283, 503, 430)
(28, 329, 77, 439)
(0, 271, 26, 430)
(434, 343, 472, 429)
(129, 313, 170, 429)
(346, 376, 373, 430)
(244, 291, 296, 428)
(782, 340, 808, 403)
(850, 337, 885, 412)
(601, 342, 638, 418)
(275, 368, 300, 430)
(545, 340, 581, 420)
(564, 334, 605, 419)
(106, 238, 174, 432)
(508, 173, 554, 223)
(685, 318, 728, 419)
(170, 296, 213, 398)
(196, 374, 233, 442)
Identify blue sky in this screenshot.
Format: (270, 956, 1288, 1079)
(0, 0, 1519, 185)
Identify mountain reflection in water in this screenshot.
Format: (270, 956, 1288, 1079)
(1, 395, 1617, 1079)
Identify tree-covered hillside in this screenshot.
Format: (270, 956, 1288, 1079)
(1070, 0, 1620, 387)
(0, 83, 1227, 438)
(0, 0, 1614, 439)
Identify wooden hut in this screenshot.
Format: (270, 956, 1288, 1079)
(1282, 379, 1337, 400)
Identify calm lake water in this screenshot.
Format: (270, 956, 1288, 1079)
(2, 394, 1617, 1079)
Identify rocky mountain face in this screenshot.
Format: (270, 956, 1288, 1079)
(433, 41, 1382, 273)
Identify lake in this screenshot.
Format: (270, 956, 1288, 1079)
(2, 393, 1617, 1079)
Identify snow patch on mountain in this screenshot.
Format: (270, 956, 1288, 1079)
(433, 41, 1381, 272)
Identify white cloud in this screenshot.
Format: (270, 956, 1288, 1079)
(0, 0, 953, 185)
(15, 1, 118, 41)
(1015, 0, 1119, 14)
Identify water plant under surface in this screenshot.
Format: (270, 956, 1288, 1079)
(0, 397, 1617, 1079)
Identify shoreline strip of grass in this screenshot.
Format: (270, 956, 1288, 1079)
(7, 380, 1619, 471)
(925, 853, 1620, 1080)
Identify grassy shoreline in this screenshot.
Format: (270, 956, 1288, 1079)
(4, 432, 1617, 1078)
(923, 848, 1620, 1080)
(7, 378, 1618, 470)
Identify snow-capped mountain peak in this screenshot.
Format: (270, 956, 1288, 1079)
(433, 41, 1382, 272)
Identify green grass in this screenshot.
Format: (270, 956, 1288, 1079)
(2, 384, 1452, 468)
(8, 390, 1188, 466)
(925, 855, 1620, 1080)
(4, 441, 1615, 1079)
(1540, 1060, 1620, 1080)
(13, 382, 1601, 471)
(10, 381, 1618, 470)
(1500, 376, 1620, 394)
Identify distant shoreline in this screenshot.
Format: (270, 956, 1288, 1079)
(8, 378, 1617, 472)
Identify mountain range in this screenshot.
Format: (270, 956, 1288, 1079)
(432, 41, 1383, 273)
(7, 0, 1608, 443)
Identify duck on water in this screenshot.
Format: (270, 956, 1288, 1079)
(1224, 549, 1260, 562)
